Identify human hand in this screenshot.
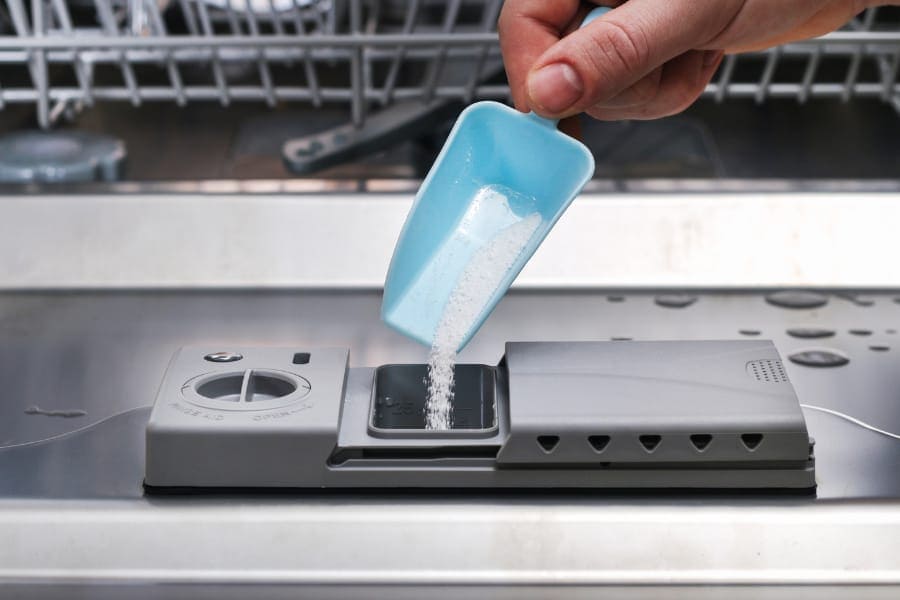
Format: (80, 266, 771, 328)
(498, 0, 891, 121)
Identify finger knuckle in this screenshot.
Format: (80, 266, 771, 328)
(676, 78, 708, 110)
(588, 19, 651, 76)
(630, 74, 662, 105)
(658, 79, 707, 117)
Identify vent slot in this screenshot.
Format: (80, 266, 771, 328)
(690, 434, 713, 451)
(329, 446, 500, 466)
(587, 435, 610, 453)
(537, 435, 560, 453)
(638, 435, 661, 452)
(741, 433, 764, 450)
(747, 359, 789, 383)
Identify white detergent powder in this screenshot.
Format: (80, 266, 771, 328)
(425, 210, 542, 430)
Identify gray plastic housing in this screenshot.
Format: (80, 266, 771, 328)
(145, 347, 348, 488)
(145, 341, 815, 490)
(497, 341, 809, 465)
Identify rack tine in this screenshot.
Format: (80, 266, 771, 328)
(756, 46, 781, 104)
(843, 8, 878, 102)
(146, 0, 187, 106)
(129, 0, 145, 35)
(714, 54, 737, 103)
(349, 0, 364, 126)
(318, 0, 331, 33)
(243, 3, 278, 106)
(799, 45, 822, 104)
(461, 0, 501, 104)
(379, 0, 420, 106)
(422, 0, 461, 103)
(50, 0, 93, 108)
(196, 0, 231, 105)
(843, 51, 863, 103)
(223, 0, 243, 35)
(29, 0, 50, 127)
(289, 0, 322, 107)
(6, 0, 46, 126)
(858, 7, 878, 31)
(359, 0, 377, 109)
(265, 0, 291, 72)
(266, 0, 285, 36)
(93, 0, 141, 106)
(178, 0, 200, 35)
(5, 0, 31, 41)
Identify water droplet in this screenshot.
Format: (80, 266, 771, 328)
(788, 348, 849, 368)
(849, 329, 873, 336)
(606, 295, 625, 303)
(739, 329, 761, 336)
(654, 294, 697, 308)
(786, 327, 835, 339)
(835, 293, 875, 307)
(870, 345, 890, 352)
(887, 329, 897, 335)
(24, 406, 87, 418)
(610, 337, 632, 341)
(765, 291, 828, 310)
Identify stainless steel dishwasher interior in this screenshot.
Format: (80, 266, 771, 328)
(0, 3, 899, 597)
(1, 190, 899, 599)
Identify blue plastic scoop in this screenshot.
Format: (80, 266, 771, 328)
(382, 7, 607, 351)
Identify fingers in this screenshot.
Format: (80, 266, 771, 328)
(585, 49, 723, 120)
(499, 0, 881, 123)
(497, 0, 583, 111)
(524, 0, 741, 118)
(721, 1, 866, 53)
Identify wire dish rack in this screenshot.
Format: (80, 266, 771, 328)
(0, 0, 899, 171)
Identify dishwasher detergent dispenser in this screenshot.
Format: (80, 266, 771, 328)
(144, 341, 815, 490)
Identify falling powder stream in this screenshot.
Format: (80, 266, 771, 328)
(425, 212, 542, 430)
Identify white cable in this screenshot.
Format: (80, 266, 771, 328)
(0, 406, 152, 451)
(800, 404, 900, 441)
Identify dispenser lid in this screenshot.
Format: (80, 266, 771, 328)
(496, 340, 810, 466)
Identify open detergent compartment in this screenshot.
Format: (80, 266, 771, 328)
(370, 364, 498, 435)
(145, 341, 815, 490)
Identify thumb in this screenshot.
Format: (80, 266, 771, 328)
(525, 0, 740, 117)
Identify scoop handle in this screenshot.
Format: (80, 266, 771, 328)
(530, 5, 612, 128)
(580, 5, 612, 28)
